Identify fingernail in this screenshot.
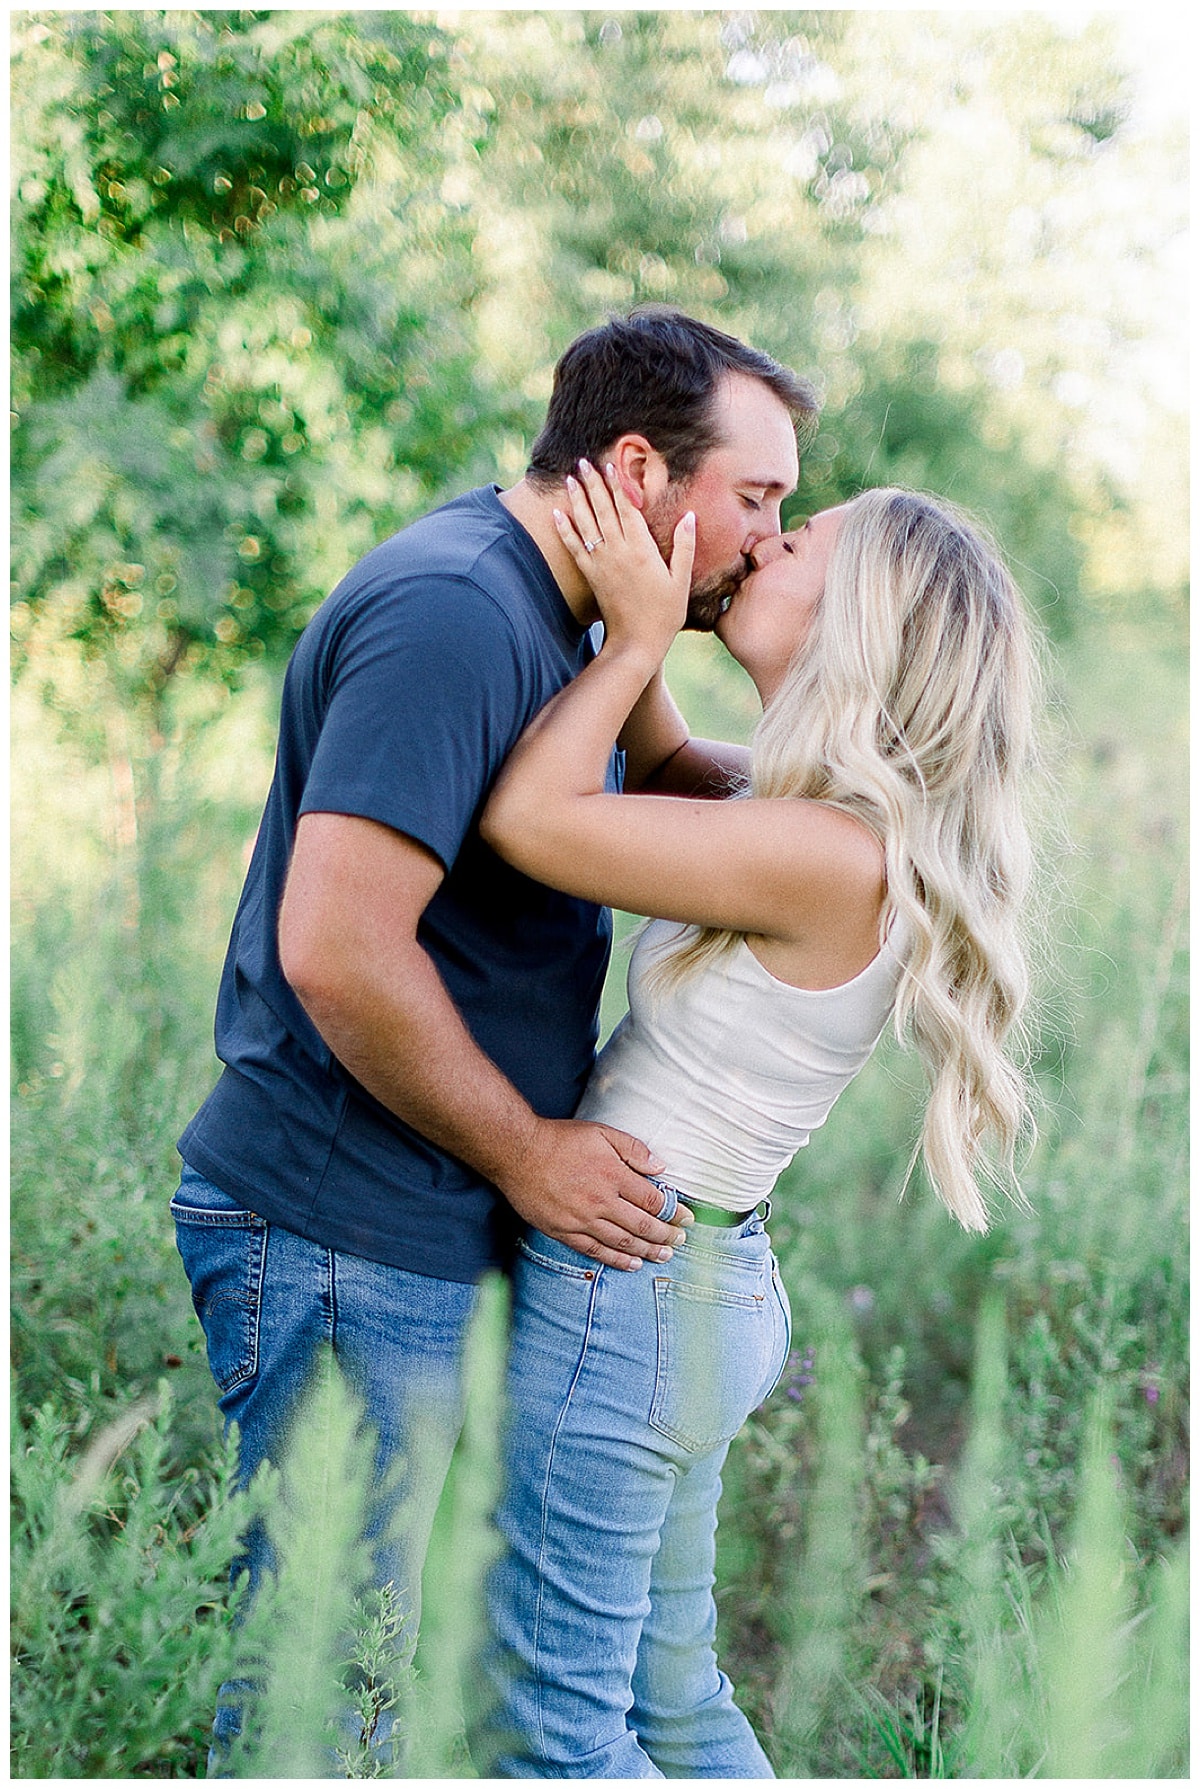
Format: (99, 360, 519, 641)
(684, 511, 696, 529)
(552, 508, 564, 524)
(656, 1247, 674, 1263)
(578, 458, 592, 474)
(565, 473, 578, 490)
(605, 463, 616, 480)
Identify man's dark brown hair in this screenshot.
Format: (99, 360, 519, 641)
(527, 306, 819, 489)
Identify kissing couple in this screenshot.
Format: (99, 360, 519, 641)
(174, 306, 1040, 1776)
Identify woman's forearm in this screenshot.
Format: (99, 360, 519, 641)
(483, 457, 693, 860)
(483, 641, 659, 850)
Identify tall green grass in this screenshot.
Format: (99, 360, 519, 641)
(12, 1295, 1184, 1776)
(11, 1386, 253, 1777)
(10, 615, 1187, 1775)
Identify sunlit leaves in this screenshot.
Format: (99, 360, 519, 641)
(11, 8, 1183, 711)
(11, 11, 504, 701)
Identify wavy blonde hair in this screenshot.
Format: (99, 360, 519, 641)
(658, 486, 1045, 1232)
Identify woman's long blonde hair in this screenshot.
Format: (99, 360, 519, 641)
(662, 486, 1045, 1232)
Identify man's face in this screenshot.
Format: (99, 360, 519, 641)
(644, 373, 801, 631)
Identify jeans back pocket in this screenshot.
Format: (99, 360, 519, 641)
(170, 1176, 267, 1394)
(649, 1277, 772, 1454)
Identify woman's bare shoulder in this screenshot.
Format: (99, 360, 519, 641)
(745, 799, 887, 987)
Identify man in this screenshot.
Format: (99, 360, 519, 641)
(172, 306, 814, 1762)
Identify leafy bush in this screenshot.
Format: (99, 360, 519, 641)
(11, 1387, 250, 1777)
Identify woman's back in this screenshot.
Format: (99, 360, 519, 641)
(576, 917, 905, 1209)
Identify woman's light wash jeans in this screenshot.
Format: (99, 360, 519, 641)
(473, 1190, 790, 1778)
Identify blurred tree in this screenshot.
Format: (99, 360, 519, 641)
(440, 9, 1126, 633)
(808, 6, 1182, 631)
(10, 9, 519, 714)
(12, 6, 1183, 722)
(456, 10, 902, 467)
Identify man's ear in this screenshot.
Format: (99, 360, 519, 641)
(606, 434, 670, 512)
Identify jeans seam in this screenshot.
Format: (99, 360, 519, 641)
(531, 1264, 604, 1760)
(246, 1222, 267, 1385)
(756, 1268, 792, 1407)
(174, 1197, 268, 1393)
(169, 1201, 265, 1229)
(326, 1243, 339, 1347)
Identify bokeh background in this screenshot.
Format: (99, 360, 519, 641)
(11, 9, 1188, 1777)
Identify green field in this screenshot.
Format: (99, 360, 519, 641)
(10, 10, 1186, 1777)
(11, 604, 1187, 1776)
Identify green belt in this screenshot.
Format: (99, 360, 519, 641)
(682, 1197, 761, 1228)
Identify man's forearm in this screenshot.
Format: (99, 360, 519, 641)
(619, 667, 749, 796)
(288, 932, 686, 1270)
(294, 934, 543, 1196)
(277, 810, 685, 1270)
(639, 735, 751, 797)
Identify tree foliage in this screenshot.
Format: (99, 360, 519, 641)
(11, 9, 1180, 718)
(11, 9, 514, 703)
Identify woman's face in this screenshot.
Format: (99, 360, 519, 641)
(715, 504, 847, 702)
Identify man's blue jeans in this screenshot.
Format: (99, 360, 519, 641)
(473, 1194, 790, 1778)
(171, 1163, 479, 1768)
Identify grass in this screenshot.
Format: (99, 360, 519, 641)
(9, 610, 1188, 1775)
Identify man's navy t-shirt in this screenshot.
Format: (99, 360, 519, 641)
(180, 486, 614, 1282)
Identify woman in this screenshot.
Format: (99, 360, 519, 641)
(472, 461, 1041, 1777)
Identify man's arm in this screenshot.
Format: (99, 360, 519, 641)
(618, 666, 750, 796)
(277, 811, 688, 1271)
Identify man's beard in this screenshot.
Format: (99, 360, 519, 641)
(644, 492, 749, 634)
(683, 565, 747, 633)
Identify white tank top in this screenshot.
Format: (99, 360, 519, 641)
(576, 917, 905, 1210)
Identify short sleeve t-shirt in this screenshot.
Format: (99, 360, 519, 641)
(179, 486, 615, 1282)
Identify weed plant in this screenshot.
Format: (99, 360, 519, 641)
(10, 619, 1187, 1775)
(11, 1386, 253, 1776)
